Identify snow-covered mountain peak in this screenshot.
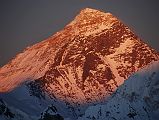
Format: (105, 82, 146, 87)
(70, 7, 112, 22)
(78, 7, 111, 18)
(67, 8, 117, 37)
(80, 8, 104, 13)
(0, 8, 159, 120)
(0, 8, 158, 95)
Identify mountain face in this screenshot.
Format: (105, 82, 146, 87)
(78, 61, 159, 120)
(0, 8, 159, 120)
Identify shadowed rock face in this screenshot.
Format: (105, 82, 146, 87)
(0, 8, 159, 120)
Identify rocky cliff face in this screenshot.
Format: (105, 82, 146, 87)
(0, 8, 158, 120)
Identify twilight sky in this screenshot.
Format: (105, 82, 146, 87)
(0, 0, 159, 67)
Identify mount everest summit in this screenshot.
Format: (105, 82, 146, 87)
(0, 8, 159, 120)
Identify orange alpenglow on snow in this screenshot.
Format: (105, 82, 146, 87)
(0, 8, 158, 104)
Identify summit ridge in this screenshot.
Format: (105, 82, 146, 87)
(79, 7, 111, 16)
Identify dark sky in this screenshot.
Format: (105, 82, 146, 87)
(0, 0, 159, 67)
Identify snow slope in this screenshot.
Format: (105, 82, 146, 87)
(78, 61, 159, 120)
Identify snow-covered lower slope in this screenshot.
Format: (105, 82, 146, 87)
(0, 83, 76, 120)
(0, 99, 37, 120)
(0, 98, 65, 120)
(78, 61, 159, 120)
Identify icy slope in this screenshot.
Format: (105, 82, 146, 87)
(78, 61, 159, 120)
